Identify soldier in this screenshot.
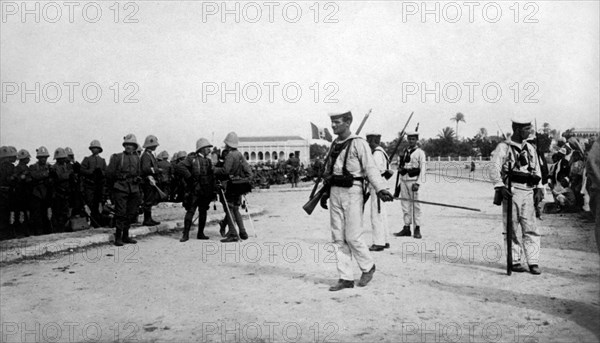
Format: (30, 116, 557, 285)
(286, 153, 300, 188)
(0, 146, 17, 239)
(140, 135, 162, 226)
(366, 133, 391, 252)
(215, 132, 253, 243)
(177, 138, 216, 242)
(29, 146, 52, 235)
(50, 148, 74, 232)
(65, 147, 85, 216)
(394, 131, 426, 239)
(13, 149, 32, 237)
(490, 118, 544, 275)
(106, 134, 142, 246)
(319, 111, 394, 291)
(81, 140, 107, 228)
(156, 150, 172, 201)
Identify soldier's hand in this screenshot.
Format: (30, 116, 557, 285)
(377, 189, 394, 202)
(495, 186, 512, 199)
(411, 183, 420, 192)
(320, 193, 329, 209)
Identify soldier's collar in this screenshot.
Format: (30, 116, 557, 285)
(334, 133, 358, 144)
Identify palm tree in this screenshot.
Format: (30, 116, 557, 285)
(437, 127, 456, 141)
(450, 112, 466, 138)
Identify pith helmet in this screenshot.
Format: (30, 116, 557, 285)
(89, 140, 103, 152)
(143, 135, 159, 148)
(196, 138, 213, 152)
(157, 150, 169, 161)
(7, 146, 17, 157)
(65, 147, 74, 157)
(54, 147, 68, 159)
(17, 149, 31, 160)
(176, 151, 187, 160)
(0, 146, 9, 158)
(122, 134, 139, 148)
(171, 153, 178, 161)
(36, 146, 50, 158)
(224, 132, 239, 148)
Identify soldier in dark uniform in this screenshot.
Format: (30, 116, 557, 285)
(156, 151, 172, 202)
(216, 132, 253, 243)
(29, 146, 52, 235)
(50, 148, 74, 232)
(286, 153, 300, 188)
(170, 151, 188, 203)
(13, 149, 32, 237)
(65, 147, 85, 216)
(177, 138, 216, 242)
(81, 140, 107, 227)
(140, 135, 161, 226)
(0, 146, 17, 239)
(106, 134, 142, 246)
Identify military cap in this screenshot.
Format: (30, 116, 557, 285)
(36, 146, 50, 158)
(89, 140, 103, 152)
(143, 135, 159, 149)
(65, 147, 74, 156)
(54, 147, 68, 159)
(511, 116, 532, 127)
(196, 138, 213, 152)
(328, 111, 352, 121)
(123, 134, 139, 148)
(224, 132, 239, 149)
(0, 146, 10, 159)
(406, 131, 419, 138)
(7, 146, 17, 157)
(17, 149, 31, 160)
(366, 133, 382, 144)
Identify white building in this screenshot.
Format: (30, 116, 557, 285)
(238, 136, 310, 165)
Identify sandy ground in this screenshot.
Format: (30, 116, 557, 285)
(0, 178, 598, 343)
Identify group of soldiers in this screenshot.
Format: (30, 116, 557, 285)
(0, 132, 254, 245)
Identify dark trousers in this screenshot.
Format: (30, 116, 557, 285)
(184, 197, 211, 235)
(141, 183, 159, 212)
(113, 190, 141, 232)
(84, 185, 103, 226)
(30, 196, 51, 235)
(52, 192, 71, 232)
(0, 190, 11, 239)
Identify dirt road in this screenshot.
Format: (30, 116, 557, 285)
(1, 178, 598, 342)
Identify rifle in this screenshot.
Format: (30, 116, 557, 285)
(303, 109, 372, 215)
(506, 162, 513, 276)
(534, 119, 549, 184)
(392, 112, 415, 197)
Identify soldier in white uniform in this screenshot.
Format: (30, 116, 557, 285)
(365, 133, 392, 252)
(394, 131, 427, 239)
(489, 117, 543, 275)
(320, 111, 394, 291)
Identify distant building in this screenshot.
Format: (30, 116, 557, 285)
(571, 128, 599, 138)
(238, 136, 310, 165)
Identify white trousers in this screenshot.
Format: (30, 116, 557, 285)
(502, 187, 541, 265)
(369, 185, 389, 245)
(330, 185, 374, 281)
(400, 179, 421, 227)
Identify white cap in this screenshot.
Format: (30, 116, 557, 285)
(406, 131, 419, 137)
(511, 116, 532, 126)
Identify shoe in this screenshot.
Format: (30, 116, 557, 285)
(239, 231, 249, 240)
(511, 264, 527, 273)
(329, 279, 354, 291)
(394, 226, 411, 237)
(529, 265, 541, 275)
(220, 236, 239, 243)
(197, 233, 209, 240)
(384, 243, 390, 249)
(219, 220, 227, 237)
(413, 226, 422, 239)
(357, 265, 376, 287)
(369, 245, 385, 252)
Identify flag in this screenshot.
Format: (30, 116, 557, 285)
(310, 122, 333, 142)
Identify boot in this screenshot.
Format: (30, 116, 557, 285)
(122, 228, 137, 244)
(180, 226, 190, 242)
(219, 220, 227, 237)
(142, 210, 160, 226)
(413, 226, 422, 239)
(394, 226, 411, 237)
(114, 229, 124, 246)
(196, 211, 209, 240)
(233, 208, 248, 240)
(357, 264, 376, 287)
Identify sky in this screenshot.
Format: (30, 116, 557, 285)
(1, 0, 599, 159)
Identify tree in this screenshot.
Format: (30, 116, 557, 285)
(309, 144, 328, 160)
(450, 112, 466, 139)
(437, 127, 456, 141)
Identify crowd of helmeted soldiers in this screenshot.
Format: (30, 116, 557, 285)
(0, 134, 324, 241)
